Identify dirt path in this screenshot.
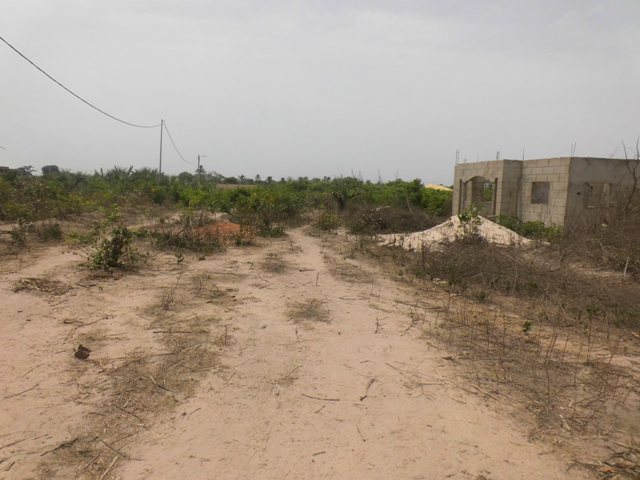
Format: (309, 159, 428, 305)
(0, 229, 588, 479)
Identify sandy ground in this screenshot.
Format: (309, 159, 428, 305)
(0, 228, 591, 479)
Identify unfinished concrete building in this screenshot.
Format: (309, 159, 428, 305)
(452, 157, 638, 226)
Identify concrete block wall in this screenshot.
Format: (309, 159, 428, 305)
(517, 158, 570, 225)
(452, 160, 522, 217)
(498, 160, 523, 217)
(451, 157, 636, 226)
(565, 157, 636, 226)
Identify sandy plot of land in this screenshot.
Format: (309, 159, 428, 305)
(0, 229, 589, 479)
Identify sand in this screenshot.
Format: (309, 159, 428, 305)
(378, 216, 532, 251)
(0, 228, 587, 479)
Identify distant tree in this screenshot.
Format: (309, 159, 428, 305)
(42, 165, 60, 176)
(17, 165, 35, 176)
(178, 171, 194, 183)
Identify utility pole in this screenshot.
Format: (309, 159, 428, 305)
(197, 154, 207, 180)
(159, 119, 164, 175)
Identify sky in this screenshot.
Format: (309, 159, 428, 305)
(1, 1, 639, 184)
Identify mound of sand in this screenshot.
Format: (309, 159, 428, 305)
(378, 216, 532, 251)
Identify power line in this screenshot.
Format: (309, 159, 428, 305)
(163, 122, 194, 164)
(0, 33, 161, 129)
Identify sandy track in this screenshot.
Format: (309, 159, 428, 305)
(0, 229, 587, 479)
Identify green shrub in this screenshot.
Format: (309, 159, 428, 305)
(421, 188, 452, 217)
(496, 216, 563, 242)
(88, 224, 137, 270)
(458, 206, 482, 240)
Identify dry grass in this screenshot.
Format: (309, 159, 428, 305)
(407, 240, 640, 330)
(322, 252, 372, 284)
(190, 273, 238, 304)
(13, 277, 71, 295)
(423, 298, 640, 479)
(288, 298, 330, 324)
(38, 278, 218, 479)
(334, 233, 640, 479)
(261, 252, 288, 274)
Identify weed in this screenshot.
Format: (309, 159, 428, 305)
(160, 288, 176, 310)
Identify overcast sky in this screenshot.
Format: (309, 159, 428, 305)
(1, 1, 639, 183)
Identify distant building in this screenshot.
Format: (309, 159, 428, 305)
(0, 166, 9, 173)
(452, 157, 638, 226)
(424, 183, 452, 192)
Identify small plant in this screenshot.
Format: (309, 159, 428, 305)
(88, 223, 137, 271)
(522, 320, 533, 335)
(458, 206, 482, 239)
(9, 223, 27, 248)
(160, 287, 176, 310)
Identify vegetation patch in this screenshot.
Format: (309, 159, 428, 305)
(13, 277, 71, 295)
(288, 298, 330, 324)
(261, 252, 288, 274)
(88, 224, 138, 271)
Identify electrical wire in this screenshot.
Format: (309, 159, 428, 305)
(163, 122, 194, 164)
(0, 33, 161, 129)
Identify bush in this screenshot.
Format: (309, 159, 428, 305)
(421, 188, 452, 217)
(345, 205, 439, 235)
(35, 222, 63, 242)
(231, 188, 305, 236)
(496, 215, 563, 242)
(315, 211, 341, 231)
(87, 211, 138, 270)
(88, 224, 137, 270)
(151, 211, 224, 252)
